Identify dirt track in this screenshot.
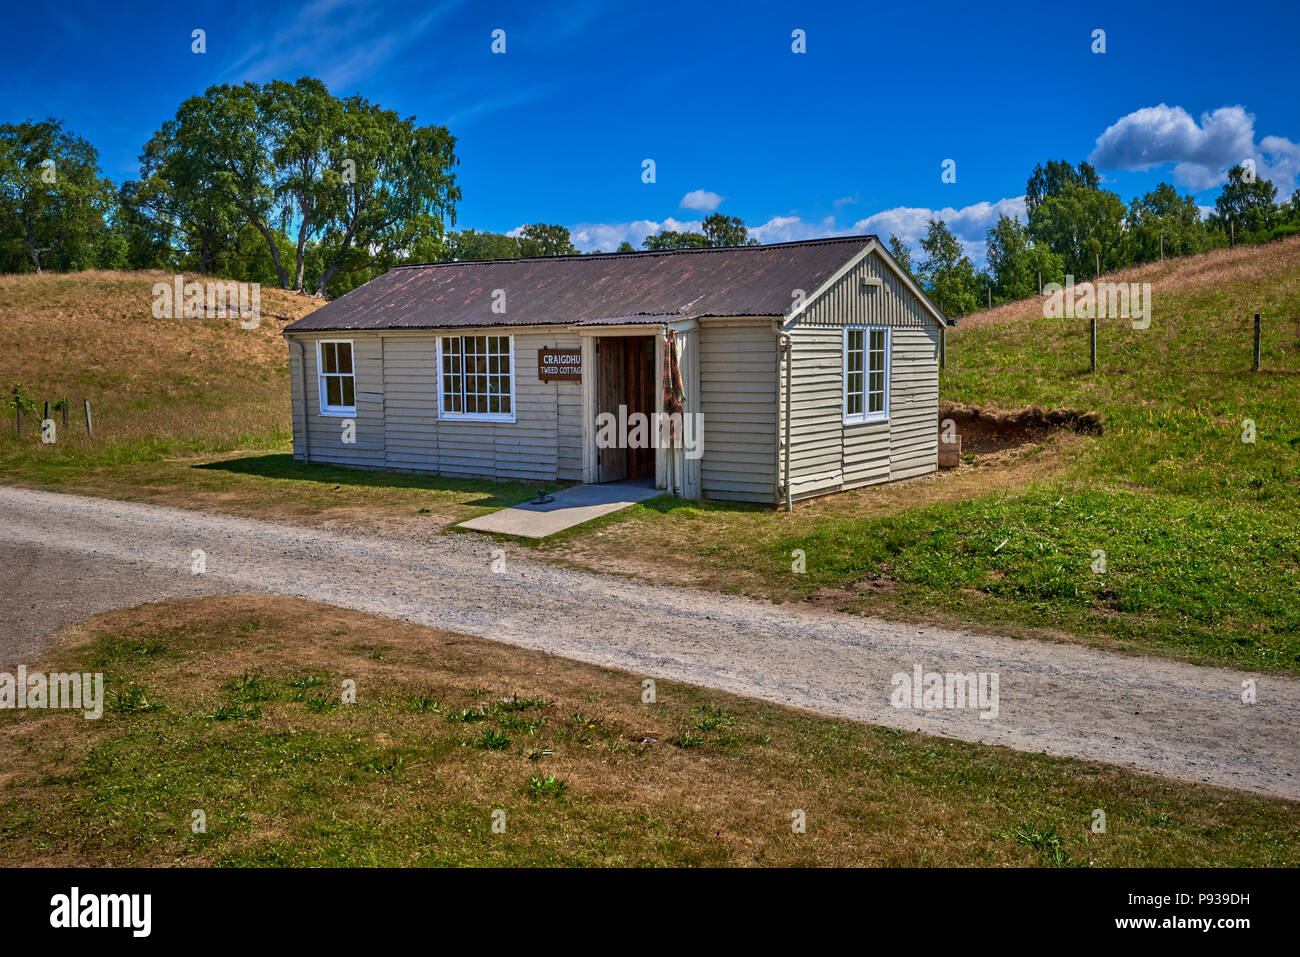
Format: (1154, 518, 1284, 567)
(1, 485, 1296, 799)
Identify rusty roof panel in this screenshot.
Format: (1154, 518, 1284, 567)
(285, 237, 875, 333)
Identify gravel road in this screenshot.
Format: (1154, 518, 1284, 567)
(1, 485, 1296, 799)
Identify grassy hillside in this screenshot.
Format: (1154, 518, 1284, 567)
(0, 270, 316, 463)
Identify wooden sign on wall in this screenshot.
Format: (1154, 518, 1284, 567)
(538, 347, 582, 381)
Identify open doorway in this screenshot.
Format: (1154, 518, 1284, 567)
(596, 334, 655, 482)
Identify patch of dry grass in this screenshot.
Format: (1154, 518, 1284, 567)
(1, 595, 1295, 867)
(959, 235, 1300, 330)
(0, 270, 320, 459)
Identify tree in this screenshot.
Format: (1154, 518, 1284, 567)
(985, 214, 1064, 301)
(1025, 159, 1100, 214)
(1028, 184, 1127, 277)
(312, 93, 459, 296)
(443, 229, 520, 261)
(265, 77, 344, 290)
(886, 234, 914, 275)
(701, 213, 757, 247)
(0, 119, 114, 273)
(125, 118, 241, 275)
(643, 230, 709, 250)
(186, 83, 293, 286)
(1211, 165, 1279, 238)
(517, 223, 576, 257)
(616, 241, 636, 252)
(917, 218, 979, 316)
(1126, 182, 1206, 263)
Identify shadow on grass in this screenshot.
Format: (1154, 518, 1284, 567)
(196, 453, 569, 508)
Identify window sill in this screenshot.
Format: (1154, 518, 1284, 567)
(438, 413, 517, 424)
(843, 414, 890, 426)
(318, 408, 356, 417)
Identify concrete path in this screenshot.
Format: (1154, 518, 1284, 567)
(1, 485, 1296, 800)
(456, 478, 662, 537)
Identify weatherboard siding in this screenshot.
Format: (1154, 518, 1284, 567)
(288, 328, 583, 483)
(699, 319, 779, 503)
(783, 249, 941, 500)
(288, 333, 385, 469)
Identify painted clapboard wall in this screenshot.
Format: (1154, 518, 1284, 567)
(781, 247, 942, 501)
(698, 319, 778, 503)
(288, 327, 584, 483)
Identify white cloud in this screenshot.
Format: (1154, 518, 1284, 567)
(564, 218, 704, 251)
(850, 197, 1026, 264)
(1089, 103, 1300, 195)
(679, 190, 724, 212)
(748, 215, 840, 244)
(564, 198, 1024, 266)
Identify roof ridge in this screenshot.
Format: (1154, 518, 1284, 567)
(392, 235, 877, 270)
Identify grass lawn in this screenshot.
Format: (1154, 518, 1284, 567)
(1, 595, 1296, 867)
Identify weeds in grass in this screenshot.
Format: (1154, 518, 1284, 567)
(403, 694, 441, 713)
(362, 752, 405, 775)
(106, 684, 163, 714)
(1015, 825, 1073, 867)
(528, 774, 566, 798)
(477, 729, 511, 751)
(305, 694, 336, 714)
(671, 731, 705, 749)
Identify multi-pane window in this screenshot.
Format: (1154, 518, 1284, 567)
(844, 327, 889, 423)
(440, 335, 513, 419)
(317, 340, 355, 414)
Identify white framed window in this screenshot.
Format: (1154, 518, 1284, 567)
(437, 334, 515, 421)
(843, 326, 890, 424)
(317, 340, 355, 416)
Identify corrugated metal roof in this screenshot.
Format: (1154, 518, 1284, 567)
(285, 236, 877, 333)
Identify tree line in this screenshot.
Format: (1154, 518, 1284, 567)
(0, 76, 760, 298)
(3, 81, 1298, 307)
(899, 158, 1300, 316)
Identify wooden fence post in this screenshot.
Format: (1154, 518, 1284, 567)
(15, 407, 21, 437)
(1090, 318, 1097, 373)
(61, 403, 68, 427)
(84, 399, 93, 436)
(1096, 252, 1101, 278)
(43, 401, 50, 424)
(987, 286, 992, 310)
(1253, 314, 1261, 371)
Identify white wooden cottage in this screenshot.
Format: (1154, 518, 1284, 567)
(284, 236, 950, 505)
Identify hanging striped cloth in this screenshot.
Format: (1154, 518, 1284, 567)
(662, 328, 685, 446)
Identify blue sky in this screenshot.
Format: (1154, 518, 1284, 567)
(5, 0, 1299, 264)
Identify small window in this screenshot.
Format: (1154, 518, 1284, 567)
(317, 340, 355, 415)
(439, 334, 514, 420)
(844, 326, 889, 423)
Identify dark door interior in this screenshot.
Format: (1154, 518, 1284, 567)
(597, 335, 655, 482)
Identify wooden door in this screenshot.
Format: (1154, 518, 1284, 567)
(597, 337, 627, 482)
(624, 336, 655, 479)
